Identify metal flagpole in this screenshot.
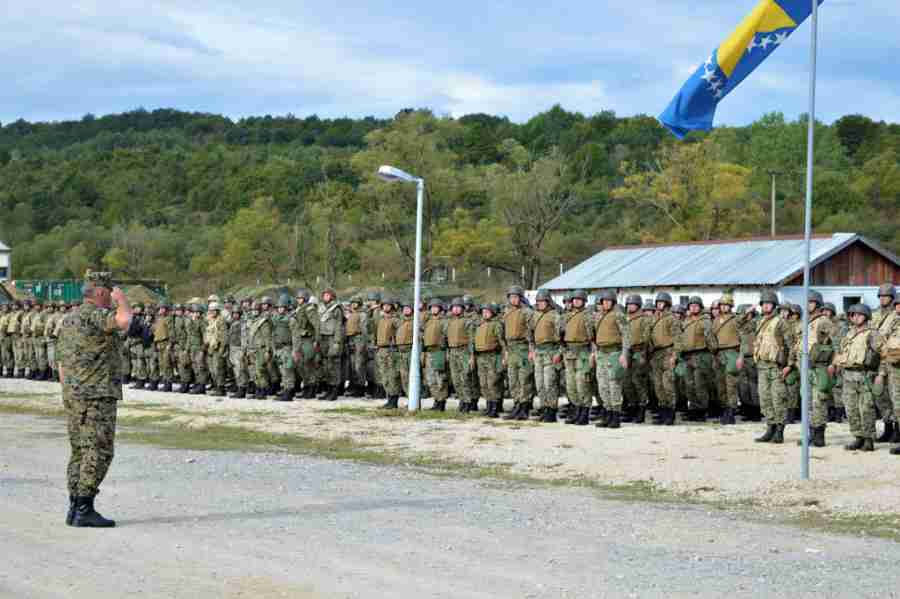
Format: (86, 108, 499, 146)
(800, 0, 819, 480)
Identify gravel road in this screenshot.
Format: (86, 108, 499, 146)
(1, 413, 898, 598)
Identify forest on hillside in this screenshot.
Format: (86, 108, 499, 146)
(0, 106, 897, 296)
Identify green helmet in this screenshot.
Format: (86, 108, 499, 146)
(428, 297, 444, 309)
(208, 302, 222, 312)
(597, 290, 617, 303)
(808, 290, 824, 306)
(506, 285, 525, 298)
(789, 303, 802, 316)
(188, 303, 201, 313)
(295, 289, 311, 301)
(482, 303, 499, 315)
(535, 289, 552, 302)
(173, 303, 184, 311)
(450, 297, 465, 308)
(625, 294, 642, 307)
(719, 294, 734, 307)
(571, 290, 588, 301)
(277, 294, 293, 308)
(878, 284, 896, 299)
(759, 290, 779, 307)
(462, 294, 475, 306)
(847, 304, 871, 320)
(823, 302, 837, 314)
(260, 296, 273, 306)
(381, 295, 395, 307)
(656, 292, 673, 305)
(366, 291, 381, 302)
(688, 296, 703, 308)
(224, 296, 236, 304)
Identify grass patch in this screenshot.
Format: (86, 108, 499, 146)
(0, 398, 65, 418)
(323, 406, 474, 422)
(788, 510, 900, 542)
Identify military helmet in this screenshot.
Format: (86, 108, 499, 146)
(656, 292, 673, 305)
(277, 294, 293, 308)
(224, 296, 236, 304)
(625, 294, 643, 307)
(462, 294, 474, 306)
(759, 290, 779, 307)
(789, 303, 802, 316)
(173, 303, 184, 311)
(823, 302, 837, 314)
(207, 294, 220, 303)
(672, 304, 686, 314)
(878, 284, 896, 299)
(321, 287, 336, 297)
(381, 295, 396, 307)
(506, 285, 525, 298)
(535, 289, 552, 302)
(642, 300, 655, 311)
(366, 291, 381, 302)
(571, 289, 588, 301)
(260, 296, 273, 306)
(847, 303, 871, 320)
(132, 302, 144, 310)
(597, 289, 617, 303)
(188, 303, 201, 313)
(688, 296, 703, 308)
(208, 302, 222, 312)
(295, 288, 311, 300)
(808, 290, 824, 306)
(482, 303, 499, 315)
(428, 297, 444, 309)
(450, 297, 465, 308)
(719, 294, 734, 306)
(400, 298, 414, 308)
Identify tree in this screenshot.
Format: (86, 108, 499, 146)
(217, 196, 290, 282)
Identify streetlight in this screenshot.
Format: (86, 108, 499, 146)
(376, 165, 425, 411)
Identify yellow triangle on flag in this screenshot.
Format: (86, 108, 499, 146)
(717, 0, 797, 77)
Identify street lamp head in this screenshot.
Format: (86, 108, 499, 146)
(377, 165, 420, 184)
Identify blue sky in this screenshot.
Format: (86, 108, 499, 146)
(3, 1, 897, 125)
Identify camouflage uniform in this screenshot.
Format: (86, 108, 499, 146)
(592, 304, 631, 415)
(648, 306, 679, 415)
(127, 308, 146, 384)
(345, 304, 369, 394)
(292, 301, 319, 397)
(365, 301, 382, 396)
(675, 306, 718, 416)
(174, 313, 194, 389)
(30, 305, 49, 376)
(447, 308, 477, 410)
(186, 312, 208, 388)
(791, 310, 835, 429)
(474, 311, 506, 416)
(834, 319, 884, 443)
(205, 311, 229, 393)
(249, 309, 274, 396)
(0, 306, 10, 375)
(712, 305, 742, 414)
(20, 304, 36, 376)
(560, 301, 595, 423)
(503, 301, 535, 412)
(736, 310, 760, 412)
(871, 305, 898, 424)
(395, 312, 417, 398)
(754, 309, 791, 428)
(271, 311, 297, 393)
(318, 296, 346, 393)
(8, 305, 24, 376)
(422, 309, 450, 407)
(374, 308, 402, 400)
(622, 308, 651, 414)
(882, 310, 900, 428)
(153, 311, 175, 388)
(529, 304, 563, 414)
(226, 311, 248, 393)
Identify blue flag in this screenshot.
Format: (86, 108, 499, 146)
(659, 0, 823, 139)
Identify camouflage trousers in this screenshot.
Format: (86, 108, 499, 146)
(682, 351, 713, 411)
(622, 351, 650, 409)
(146, 348, 158, 383)
(131, 346, 147, 381)
(273, 346, 296, 390)
(884, 364, 900, 423)
(375, 348, 401, 397)
(448, 347, 476, 404)
(294, 338, 318, 387)
(64, 391, 117, 498)
(319, 336, 343, 387)
(191, 350, 208, 385)
(47, 340, 57, 373)
(156, 343, 174, 382)
(0, 336, 11, 372)
(737, 355, 759, 408)
(475, 351, 503, 402)
(506, 343, 534, 406)
(563, 344, 593, 407)
(398, 349, 415, 397)
(366, 347, 378, 386)
(177, 348, 194, 384)
(595, 349, 625, 411)
(33, 339, 48, 372)
(533, 346, 561, 409)
(18, 337, 35, 371)
(252, 348, 272, 390)
(12, 336, 26, 372)
(810, 366, 832, 428)
(843, 370, 877, 440)
(423, 350, 449, 401)
(229, 347, 248, 389)
(347, 336, 367, 387)
(757, 361, 787, 425)
(208, 350, 227, 389)
(874, 369, 895, 423)
(715, 350, 740, 410)
(650, 348, 676, 409)
(786, 372, 801, 411)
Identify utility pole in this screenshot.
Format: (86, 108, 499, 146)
(767, 170, 780, 237)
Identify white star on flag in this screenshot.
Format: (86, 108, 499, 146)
(773, 31, 788, 45)
(708, 79, 723, 91)
(705, 55, 714, 69)
(701, 70, 717, 82)
(759, 35, 773, 50)
(714, 88, 725, 99)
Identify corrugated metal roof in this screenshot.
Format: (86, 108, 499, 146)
(542, 234, 895, 290)
(0, 241, 9, 251)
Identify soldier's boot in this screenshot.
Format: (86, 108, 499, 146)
(45, 368, 53, 380)
(589, 404, 602, 418)
(130, 379, 143, 390)
(146, 380, 158, 392)
(247, 382, 257, 396)
(771, 424, 785, 444)
(876, 421, 895, 443)
(606, 410, 621, 429)
(530, 406, 545, 421)
(559, 404, 571, 419)
(66, 495, 76, 526)
(576, 406, 591, 426)
(719, 407, 735, 426)
(595, 409, 611, 428)
(230, 387, 246, 399)
(861, 438, 875, 452)
(178, 383, 190, 393)
(299, 385, 314, 399)
(122, 374, 132, 385)
(813, 425, 826, 447)
(892, 426, 900, 444)
(211, 387, 226, 397)
(502, 402, 524, 420)
(889, 444, 900, 455)
(541, 408, 558, 423)
(190, 383, 206, 395)
(71, 496, 115, 528)
(275, 388, 294, 402)
(488, 401, 502, 418)
(564, 404, 580, 424)
(634, 407, 646, 424)
(518, 401, 533, 420)
(755, 424, 776, 443)
(663, 407, 676, 426)
(457, 400, 469, 414)
(162, 381, 173, 393)
(434, 400, 447, 412)
(254, 387, 267, 400)
(844, 437, 865, 451)
(327, 385, 341, 401)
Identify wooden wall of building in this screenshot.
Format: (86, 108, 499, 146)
(785, 241, 900, 286)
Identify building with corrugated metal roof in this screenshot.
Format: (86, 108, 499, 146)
(538, 233, 900, 313)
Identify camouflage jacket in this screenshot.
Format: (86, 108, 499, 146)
(204, 316, 228, 355)
(58, 303, 124, 401)
(186, 316, 206, 351)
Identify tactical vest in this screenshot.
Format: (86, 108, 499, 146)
(294, 307, 314, 337)
(423, 319, 444, 348)
(884, 322, 900, 364)
(228, 319, 243, 347)
(628, 314, 645, 348)
(504, 308, 527, 341)
(31, 313, 46, 336)
(447, 318, 470, 348)
(873, 309, 896, 334)
(754, 315, 784, 364)
(651, 313, 674, 349)
(376, 317, 396, 347)
(319, 302, 340, 336)
(595, 311, 622, 347)
(565, 310, 589, 344)
(534, 311, 558, 345)
(714, 314, 739, 349)
(475, 321, 500, 352)
(20, 313, 33, 337)
(346, 311, 363, 337)
(6, 312, 21, 334)
(154, 317, 170, 343)
(681, 317, 708, 352)
(273, 316, 292, 347)
(838, 327, 875, 369)
(395, 318, 414, 346)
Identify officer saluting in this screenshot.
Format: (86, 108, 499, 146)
(58, 271, 142, 528)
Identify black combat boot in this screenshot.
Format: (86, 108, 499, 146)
(502, 403, 524, 420)
(327, 385, 341, 401)
(813, 425, 826, 447)
(275, 387, 294, 402)
(381, 395, 399, 410)
(634, 407, 646, 424)
(230, 387, 246, 399)
(146, 380, 158, 392)
(191, 383, 206, 395)
(771, 424, 785, 444)
(254, 387, 267, 400)
(590, 407, 607, 423)
(541, 408, 558, 423)
(595, 409, 611, 428)
(861, 438, 875, 452)
(122, 373, 132, 385)
(489, 401, 502, 418)
(607, 410, 621, 429)
(877, 421, 895, 443)
(520, 401, 533, 420)
(844, 437, 865, 451)
(72, 496, 115, 528)
(66, 495, 75, 526)
(576, 406, 590, 426)
(719, 407, 736, 426)
(890, 444, 900, 455)
(565, 404, 580, 424)
(755, 424, 776, 443)
(131, 379, 144, 390)
(162, 381, 173, 393)
(559, 403, 571, 419)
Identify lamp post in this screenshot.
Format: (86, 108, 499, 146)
(376, 165, 425, 411)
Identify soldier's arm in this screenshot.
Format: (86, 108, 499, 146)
(618, 312, 631, 358)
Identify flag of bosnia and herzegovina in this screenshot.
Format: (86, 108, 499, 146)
(659, 0, 824, 139)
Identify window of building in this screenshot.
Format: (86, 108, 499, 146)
(842, 296, 861, 313)
(679, 295, 690, 307)
(0, 267, 7, 279)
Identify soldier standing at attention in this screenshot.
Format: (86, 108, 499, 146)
(127, 304, 147, 389)
(364, 291, 383, 399)
(43, 303, 61, 381)
(375, 297, 402, 409)
(318, 288, 346, 402)
(0, 304, 9, 377)
(882, 297, 900, 455)
(186, 303, 209, 395)
(248, 300, 274, 399)
(754, 291, 791, 444)
(270, 296, 297, 402)
(474, 304, 506, 418)
(152, 303, 175, 393)
(675, 297, 717, 422)
(502, 286, 535, 421)
(830, 304, 885, 452)
(790, 291, 835, 446)
(57, 271, 137, 528)
(422, 299, 450, 411)
(344, 296, 369, 397)
(592, 291, 631, 429)
(447, 298, 477, 413)
(174, 304, 194, 393)
(395, 301, 417, 401)
(649, 293, 679, 426)
(560, 290, 594, 426)
(30, 301, 49, 380)
(20, 299, 37, 379)
(621, 295, 651, 424)
(292, 290, 319, 399)
(871, 284, 899, 442)
(226, 304, 248, 398)
(205, 302, 229, 397)
(529, 289, 563, 423)
(713, 294, 741, 425)
(7, 301, 23, 377)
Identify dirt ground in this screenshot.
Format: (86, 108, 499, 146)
(4, 378, 900, 518)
